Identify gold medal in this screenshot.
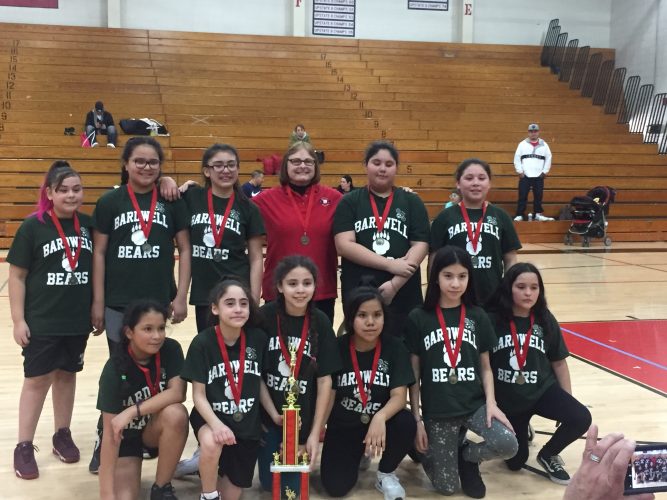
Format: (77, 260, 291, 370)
(516, 373, 526, 385)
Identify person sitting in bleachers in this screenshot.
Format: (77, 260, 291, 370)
(85, 101, 117, 148)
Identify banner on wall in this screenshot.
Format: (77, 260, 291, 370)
(313, 0, 356, 37)
(408, 0, 448, 11)
(0, 0, 58, 6)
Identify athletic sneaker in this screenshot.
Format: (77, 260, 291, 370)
(458, 444, 486, 498)
(89, 428, 102, 474)
(91, 142, 99, 147)
(375, 471, 405, 500)
(150, 482, 178, 500)
(174, 447, 200, 478)
(359, 454, 371, 471)
(52, 427, 80, 463)
(107, 143, 116, 148)
(200, 493, 220, 500)
(14, 441, 39, 480)
(536, 453, 570, 485)
(534, 213, 555, 221)
(513, 215, 524, 222)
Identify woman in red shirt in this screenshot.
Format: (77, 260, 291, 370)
(252, 141, 341, 323)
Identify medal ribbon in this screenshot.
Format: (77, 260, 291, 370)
(215, 326, 246, 407)
(49, 211, 82, 272)
(276, 315, 310, 381)
(436, 304, 467, 371)
(126, 184, 158, 243)
(509, 313, 534, 371)
(368, 188, 395, 234)
(286, 186, 315, 240)
(459, 201, 487, 253)
(128, 346, 162, 397)
(207, 189, 235, 248)
(349, 337, 382, 411)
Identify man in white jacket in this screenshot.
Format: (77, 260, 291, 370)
(513, 123, 554, 221)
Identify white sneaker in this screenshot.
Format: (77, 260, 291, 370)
(107, 143, 116, 148)
(174, 447, 200, 478)
(91, 142, 99, 147)
(534, 213, 554, 221)
(376, 471, 406, 500)
(360, 454, 371, 471)
(513, 215, 524, 222)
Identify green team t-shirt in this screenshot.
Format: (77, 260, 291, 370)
(329, 334, 414, 428)
(430, 204, 521, 303)
(404, 305, 496, 418)
(260, 301, 341, 443)
(91, 186, 190, 308)
(489, 311, 569, 415)
(183, 186, 265, 305)
(96, 338, 184, 438)
(181, 326, 267, 441)
(333, 187, 430, 314)
(7, 213, 93, 336)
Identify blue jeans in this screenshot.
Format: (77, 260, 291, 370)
(257, 422, 302, 494)
(85, 124, 117, 146)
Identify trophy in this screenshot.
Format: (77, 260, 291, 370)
(270, 345, 310, 500)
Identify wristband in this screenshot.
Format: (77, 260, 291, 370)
(135, 400, 142, 419)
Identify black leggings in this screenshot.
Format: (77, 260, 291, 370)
(320, 409, 416, 497)
(505, 383, 592, 470)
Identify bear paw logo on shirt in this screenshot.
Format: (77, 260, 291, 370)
(202, 226, 216, 248)
(465, 234, 482, 256)
(442, 350, 462, 368)
(130, 223, 148, 246)
(61, 252, 78, 272)
(508, 350, 520, 371)
(224, 377, 237, 400)
(372, 230, 390, 255)
(278, 355, 292, 377)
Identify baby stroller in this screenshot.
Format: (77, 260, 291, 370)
(564, 186, 616, 247)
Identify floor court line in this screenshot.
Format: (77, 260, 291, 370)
(561, 327, 667, 372)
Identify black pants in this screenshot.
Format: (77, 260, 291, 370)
(516, 175, 545, 216)
(320, 409, 416, 497)
(195, 305, 215, 333)
(314, 298, 335, 325)
(504, 383, 591, 470)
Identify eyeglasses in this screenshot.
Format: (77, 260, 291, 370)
(288, 158, 315, 167)
(132, 158, 161, 169)
(207, 161, 238, 172)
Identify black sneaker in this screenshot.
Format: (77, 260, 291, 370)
(151, 482, 178, 500)
(536, 452, 570, 485)
(88, 428, 102, 474)
(528, 424, 535, 442)
(458, 444, 486, 498)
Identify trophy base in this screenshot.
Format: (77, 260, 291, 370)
(270, 464, 310, 473)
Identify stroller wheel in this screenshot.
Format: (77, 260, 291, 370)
(564, 234, 572, 246)
(604, 236, 612, 246)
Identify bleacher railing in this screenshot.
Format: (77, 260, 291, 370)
(541, 19, 666, 154)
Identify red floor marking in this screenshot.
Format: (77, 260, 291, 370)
(561, 320, 667, 395)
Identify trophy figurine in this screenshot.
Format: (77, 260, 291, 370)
(270, 344, 310, 499)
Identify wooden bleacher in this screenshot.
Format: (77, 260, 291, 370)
(1, 22, 666, 248)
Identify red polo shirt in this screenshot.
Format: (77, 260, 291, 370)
(252, 184, 342, 301)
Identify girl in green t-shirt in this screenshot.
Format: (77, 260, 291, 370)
(485, 262, 591, 486)
(320, 285, 416, 499)
(406, 245, 518, 498)
(9, 161, 95, 480)
(181, 278, 268, 500)
(257, 255, 342, 496)
(97, 300, 187, 500)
